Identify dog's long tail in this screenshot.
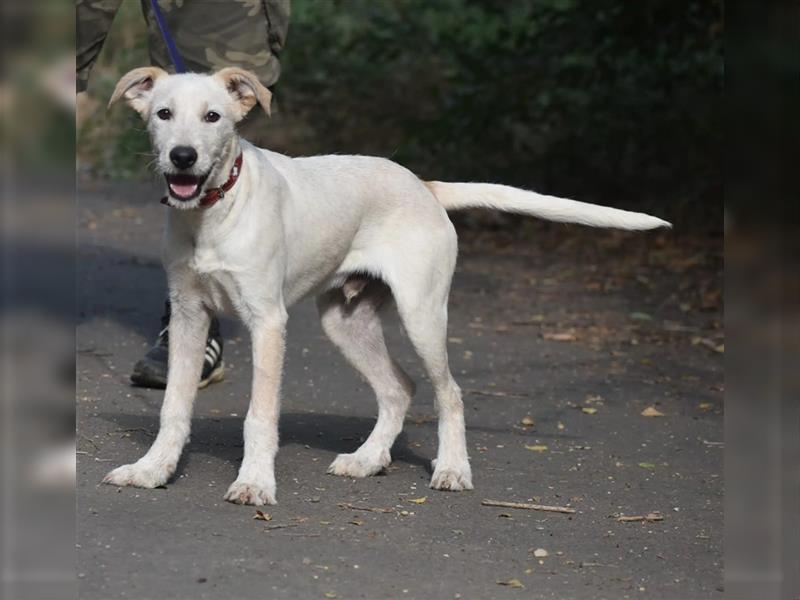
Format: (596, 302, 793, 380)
(425, 181, 671, 230)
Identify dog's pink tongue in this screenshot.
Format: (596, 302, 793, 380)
(169, 181, 198, 198)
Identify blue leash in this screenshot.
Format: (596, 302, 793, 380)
(149, 0, 187, 73)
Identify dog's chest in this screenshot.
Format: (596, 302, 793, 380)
(190, 246, 227, 275)
(189, 247, 242, 313)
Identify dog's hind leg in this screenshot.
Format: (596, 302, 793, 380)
(394, 296, 473, 491)
(317, 280, 415, 478)
(388, 228, 473, 491)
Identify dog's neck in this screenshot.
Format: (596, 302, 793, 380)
(208, 136, 243, 192)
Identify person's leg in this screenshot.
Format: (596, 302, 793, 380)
(130, 0, 291, 388)
(130, 299, 224, 389)
(76, 0, 124, 92)
(140, 0, 288, 86)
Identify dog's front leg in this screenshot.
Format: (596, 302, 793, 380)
(104, 301, 210, 489)
(224, 311, 286, 506)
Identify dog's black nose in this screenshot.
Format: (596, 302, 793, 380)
(169, 146, 198, 170)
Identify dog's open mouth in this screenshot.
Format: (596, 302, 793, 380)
(165, 172, 209, 201)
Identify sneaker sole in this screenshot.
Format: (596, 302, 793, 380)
(130, 371, 167, 389)
(131, 362, 225, 390)
(198, 362, 225, 389)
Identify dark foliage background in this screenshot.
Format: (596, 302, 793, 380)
(78, 0, 723, 231)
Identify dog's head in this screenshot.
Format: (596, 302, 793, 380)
(109, 67, 271, 209)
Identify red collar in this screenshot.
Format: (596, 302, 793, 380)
(161, 152, 244, 208)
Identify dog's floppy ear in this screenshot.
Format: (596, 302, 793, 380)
(214, 67, 272, 121)
(108, 67, 168, 116)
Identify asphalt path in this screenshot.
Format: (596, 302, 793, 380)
(77, 181, 723, 599)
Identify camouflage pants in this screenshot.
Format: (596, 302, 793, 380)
(76, 0, 290, 92)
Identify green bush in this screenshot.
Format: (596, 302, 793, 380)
(278, 0, 722, 227)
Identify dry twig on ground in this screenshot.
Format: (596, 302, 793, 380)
(481, 499, 576, 514)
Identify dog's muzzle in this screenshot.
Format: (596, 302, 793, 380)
(164, 172, 210, 201)
(161, 153, 244, 209)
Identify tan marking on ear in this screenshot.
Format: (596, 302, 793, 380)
(213, 67, 272, 121)
(108, 67, 168, 116)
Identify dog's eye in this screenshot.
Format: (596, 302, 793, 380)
(156, 108, 172, 120)
(204, 111, 221, 123)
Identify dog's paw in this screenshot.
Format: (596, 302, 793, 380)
(430, 461, 473, 491)
(327, 449, 389, 478)
(224, 480, 276, 506)
(103, 462, 170, 489)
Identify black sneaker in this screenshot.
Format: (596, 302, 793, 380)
(130, 301, 225, 389)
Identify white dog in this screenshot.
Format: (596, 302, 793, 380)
(103, 67, 670, 505)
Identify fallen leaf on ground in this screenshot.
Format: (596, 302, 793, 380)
(641, 406, 665, 417)
(629, 312, 653, 321)
(691, 336, 724, 354)
(253, 510, 272, 521)
(511, 314, 545, 325)
(497, 579, 525, 589)
(524, 444, 548, 453)
(701, 289, 721, 309)
(349, 519, 365, 526)
(533, 548, 549, 558)
(407, 496, 427, 504)
(581, 407, 598, 415)
(671, 254, 705, 271)
(542, 331, 577, 342)
(638, 462, 656, 470)
(324, 592, 338, 599)
(520, 416, 535, 427)
(697, 402, 714, 413)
